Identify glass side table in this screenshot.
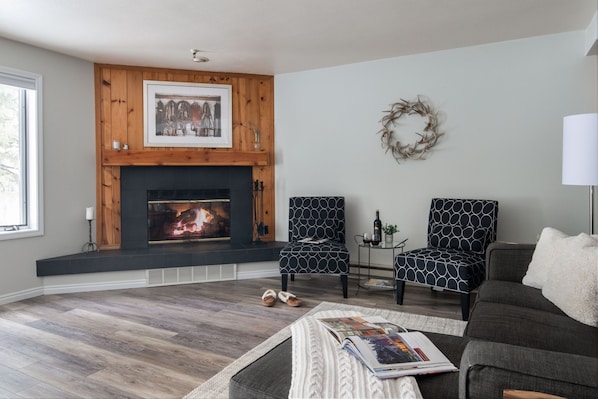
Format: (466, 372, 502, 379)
(354, 235, 407, 294)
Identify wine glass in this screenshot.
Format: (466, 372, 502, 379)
(362, 233, 371, 245)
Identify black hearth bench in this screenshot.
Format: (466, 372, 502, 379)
(36, 241, 287, 276)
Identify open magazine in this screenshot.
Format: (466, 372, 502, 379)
(317, 315, 457, 379)
(298, 237, 328, 244)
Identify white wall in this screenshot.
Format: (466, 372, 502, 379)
(0, 37, 96, 301)
(1, 30, 596, 302)
(274, 31, 597, 266)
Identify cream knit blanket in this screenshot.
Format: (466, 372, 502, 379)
(289, 310, 422, 399)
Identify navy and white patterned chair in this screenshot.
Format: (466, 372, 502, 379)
(394, 198, 498, 320)
(279, 196, 349, 298)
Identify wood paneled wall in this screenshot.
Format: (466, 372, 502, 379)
(94, 64, 275, 249)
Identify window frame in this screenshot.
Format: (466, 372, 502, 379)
(0, 66, 43, 240)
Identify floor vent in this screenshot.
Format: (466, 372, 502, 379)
(146, 264, 237, 287)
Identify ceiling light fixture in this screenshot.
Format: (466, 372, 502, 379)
(191, 49, 209, 63)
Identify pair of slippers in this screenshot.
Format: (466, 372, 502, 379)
(261, 289, 302, 307)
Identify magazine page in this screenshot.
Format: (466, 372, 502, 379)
(298, 237, 328, 244)
(317, 315, 406, 343)
(343, 331, 457, 377)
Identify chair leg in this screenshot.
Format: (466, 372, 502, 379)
(340, 275, 348, 298)
(290, 274, 295, 281)
(281, 274, 288, 291)
(460, 293, 470, 321)
(396, 280, 405, 305)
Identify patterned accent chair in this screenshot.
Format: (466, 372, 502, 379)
(394, 198, 499, 320)
(279, 196, 350, 298)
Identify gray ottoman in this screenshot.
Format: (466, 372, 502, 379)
(229, 332, 469, 399)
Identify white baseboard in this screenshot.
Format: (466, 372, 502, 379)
(236, 269, 280, 280)
(42, 279, 148, 295)
(0, 286, 44, 305)
(0, 264, 280, 305)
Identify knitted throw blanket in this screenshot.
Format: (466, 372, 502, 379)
(289, 310, 422, 399)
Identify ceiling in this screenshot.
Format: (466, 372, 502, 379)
(0, 0, 596, 76)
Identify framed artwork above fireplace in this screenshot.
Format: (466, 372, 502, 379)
(143, 80, 233, 148)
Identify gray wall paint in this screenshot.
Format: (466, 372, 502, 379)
(0, 38, 95, 298)
(1, 30, 596, 300)
(274, 31, 597, 265)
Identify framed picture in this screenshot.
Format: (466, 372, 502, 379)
(143, 80, 232, 148)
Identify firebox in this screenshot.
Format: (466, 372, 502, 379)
(148, 193, 231, 244)
(120, 166, 253, 249)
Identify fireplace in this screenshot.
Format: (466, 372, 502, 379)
(148, 193, 231, 244)
(121, 166, 252, 249)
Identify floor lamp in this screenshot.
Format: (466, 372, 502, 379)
(562, 113, 598, 235)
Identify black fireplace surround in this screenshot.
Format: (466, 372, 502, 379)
(121, 166, 250, 248)
(36, 166, 285, 277)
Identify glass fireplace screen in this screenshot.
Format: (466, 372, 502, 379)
(148, 199, 231, 244)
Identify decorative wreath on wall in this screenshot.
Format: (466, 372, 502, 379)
(378, 96, 444, 162)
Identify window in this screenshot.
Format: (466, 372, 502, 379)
(0, 66, 43, 240)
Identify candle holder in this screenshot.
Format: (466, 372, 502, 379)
(82, 219, 98, 252)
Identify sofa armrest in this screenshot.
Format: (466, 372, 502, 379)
(485, 242, 536, 282)
(459, 340, 598, 399)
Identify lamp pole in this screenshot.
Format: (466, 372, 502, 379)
(590, 186, 595, 235)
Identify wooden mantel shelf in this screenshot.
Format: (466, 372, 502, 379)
(102, 149, 269, 166)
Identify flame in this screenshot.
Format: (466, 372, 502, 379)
(171, 207, 213, 236)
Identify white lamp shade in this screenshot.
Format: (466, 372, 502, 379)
(562, 113, 598, 186)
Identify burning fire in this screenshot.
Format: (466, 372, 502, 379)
(171, 207, 214, 236)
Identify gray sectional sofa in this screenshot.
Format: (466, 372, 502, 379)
(230, 242, 597, 398)
(461, 242, 598, 398)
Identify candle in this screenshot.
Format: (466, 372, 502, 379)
(112, 140, 120, 150)
(86, 206, 94, 221)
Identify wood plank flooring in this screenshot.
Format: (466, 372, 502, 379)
(0, 275, 468, 398)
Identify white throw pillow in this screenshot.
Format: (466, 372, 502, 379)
(522, 227, 569, 289)
(541, 232, 598, 327)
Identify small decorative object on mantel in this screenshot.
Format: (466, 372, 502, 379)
(249, 123, 261, 151)
(382, 223, 399, 245)
(378, 96, 444, 162)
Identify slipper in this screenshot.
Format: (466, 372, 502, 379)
(278, 291, 302, 307)
(261, 289, 276, 307)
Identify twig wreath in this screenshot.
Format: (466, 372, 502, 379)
(378, 96, 444, 162)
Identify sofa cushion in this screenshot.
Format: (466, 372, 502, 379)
(475, 280, 564, 315)
(541, 232, 598, 327)
(465, 302, 598, 358)
(522, 227, 568, 289)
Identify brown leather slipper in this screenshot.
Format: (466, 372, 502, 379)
(278, 291, 302, 307)
(261, 289, 276, 307)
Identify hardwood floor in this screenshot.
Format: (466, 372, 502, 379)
(0, 275, 468, 398)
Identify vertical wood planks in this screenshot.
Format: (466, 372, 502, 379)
(95, 64, 276, 248)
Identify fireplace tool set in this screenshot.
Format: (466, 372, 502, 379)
(252, 180, 269, 242)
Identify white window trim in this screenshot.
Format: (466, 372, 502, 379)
(0, 66, 44, 241)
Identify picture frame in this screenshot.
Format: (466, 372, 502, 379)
(143, 80, 232, 148)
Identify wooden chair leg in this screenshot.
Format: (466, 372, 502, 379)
(340, 275, 348, 298)
(396, 280, 405, 305)
(281, 274, 288, 291)
(460, 293, 470, 321)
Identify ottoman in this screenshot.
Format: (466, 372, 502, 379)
(229, 332, 469, 399)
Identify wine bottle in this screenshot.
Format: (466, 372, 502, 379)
(372, 210, 382, 245)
